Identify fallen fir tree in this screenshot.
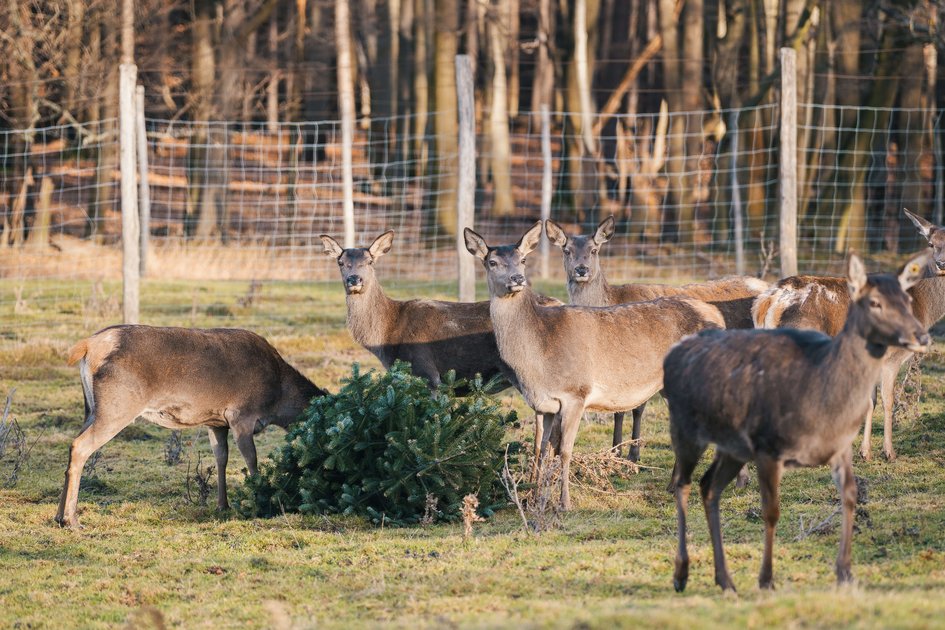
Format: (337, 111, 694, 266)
(235, 361, 516, 526)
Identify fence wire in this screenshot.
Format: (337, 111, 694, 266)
(1, 102, 942, 342)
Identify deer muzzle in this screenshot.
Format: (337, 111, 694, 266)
(507, 274, 527, 293)
(573, 265, 590, 282)
(902, 331, 932, 353)
(345, 275, 364, 294)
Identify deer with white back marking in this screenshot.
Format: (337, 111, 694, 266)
(320, 231, 562, 472)
(464, 221, 725, 509)
(545, 216, 769, 462)
(751, 208, 945, 461)
(665, 253, 930, 592)
(57, 325, 326, 527)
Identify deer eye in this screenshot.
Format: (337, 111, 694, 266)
(337, 260, 344, 267)
(488, 259, 498, 268)
(520, 258, 527, 265)
(869, 298, 882, 309)
(563, 248, 570, 255)
(591, 248, 598, 255)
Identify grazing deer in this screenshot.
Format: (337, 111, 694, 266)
(545, 216, 768, 462)
(752, 209, 945, 461)
(665, 253, 930, 592)
(319, 231, 562, 471)
(464, 222, 725, 509)
(57, 326, 326, 527)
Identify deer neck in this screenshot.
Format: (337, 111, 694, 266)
(568, 271, 613, 307)
(489, 287, 548, 378)
(345, 280, 399, 349)
(825, 309, 891, 427)
(912, 275, 945, 328)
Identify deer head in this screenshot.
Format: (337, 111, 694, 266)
(464, 222, 543, 298)
(320, 231, 394, 295)
(847, 252, 930, 353)
(544, 216, 615, 284)
(903, 208, 945, 274)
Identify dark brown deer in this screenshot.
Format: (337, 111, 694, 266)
(57, 326, 326, 527)
(752, 209, 945, 460)
(319, 231, 562, 471)
(545, 216, 768, 461)
(464, 221, 725, 509)
(665, 253, 930, 592)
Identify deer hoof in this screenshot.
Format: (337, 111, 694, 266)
(859, 448, 872, 462)
(836, 567, 854, 586)
(55, 514, 80, 529)
(883, 449, 897, 462)
(758, 577, 775, 590)
(627, 446, 640, 463)
(673, 576, 688, 593)
(717, 576, 737, 593)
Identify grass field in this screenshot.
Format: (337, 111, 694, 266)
(4, 278, 945, 628)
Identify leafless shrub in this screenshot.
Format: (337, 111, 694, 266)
(237, 279, 263, 308)
(757, 232, 778, 279)
(420, 493, 438, 527)
(461, 494, 484, 540)
(796, 475, 869, 540)
(0, 389, 29, 486)
(13, 285, 27, 314)
(163, 430, 184, 466)
(501, 447, 561, 535)
(185, 447, 214, 506)
(571, 442, 640, 495)
(894, 354, 923, 423)
(85, 279, 119, 317)
(82, 451, 102, 480)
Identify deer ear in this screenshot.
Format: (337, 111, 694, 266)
(846, 253, 868, 299)
(904, 208, 935, 240)
(898, 251, 929, 291)
(593, 215, 616, 245)
(544, 220, 568, 248)
(464, 228, 489, 260)
(369, 231, 395, 259)
(319, 235, 343, 258)
(517, 221, 543, 256)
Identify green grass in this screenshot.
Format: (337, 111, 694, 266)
(3, 279, 945, 628)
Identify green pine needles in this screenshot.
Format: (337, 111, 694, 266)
(235, 361, 516, 526)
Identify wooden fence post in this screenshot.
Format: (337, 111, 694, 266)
(336, 0, 356, 248)
(779, 47, 798, 278)
(455, 54, 476, 302)
(135, 85, 150, 277)
(120, 63, 140, 324)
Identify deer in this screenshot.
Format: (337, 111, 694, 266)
(319, 231, 563, 474)
(751, 208, 945, 461)
(664, 253, 930, 593)
(545, 215, 769, 463)
(56, 325, 326, 527)
(464, 221, 726, 510)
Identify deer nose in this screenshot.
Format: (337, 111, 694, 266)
(509, 273, 526, 285)
(345, 275, 362, 287)
(902, 330, 931, 353)
(574, 265, 589, 277)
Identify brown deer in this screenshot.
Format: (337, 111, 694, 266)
(319, 231, 562, 471)
(56, 325, 327, 527)
(751, 209, 945, 461)
(665, 253, 930, 592)
(545, 216, 768, 462)
(464, 221, 725, 510)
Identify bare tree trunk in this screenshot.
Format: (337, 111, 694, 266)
(507, 0, 520, 119)
(488, 0, 514, 216)
(187, 0, 216, 239)
(413, 0, 430, 174)
(267, 11, 280, 132)
(677, 0, 705, 245)
(64, 0, 86, 122)
(893, 41, 926, 249)
(433, 0, 460, 236)
(530, 0, 555, 118)
(93, 9, 118, 241)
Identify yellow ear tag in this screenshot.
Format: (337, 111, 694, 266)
(910, 263, 920, 274)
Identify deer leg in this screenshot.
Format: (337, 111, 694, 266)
(880, 359, 903, 462)
(56, 402, 137, 528)
(232, 424, 259, 477)
(207, 426, 230, 511)
(612, 411, 624, 456)
(832, 447, 857, 585)
(755, 454, 784, 590)
(556, 399, 585, 511)
(859, 391, 877, 461)
(628, 403, 646, 462)
(668, 442, 703, 593)
(734, 464, 750, 489)
(699, 452, 744, 592)
(531, 413, 544, 483)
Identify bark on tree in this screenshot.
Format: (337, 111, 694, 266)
(433, 0, 459, 236)
(488, 0, 514, 216)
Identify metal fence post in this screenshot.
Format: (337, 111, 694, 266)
(779, 47, 798, 277)
(455, 54, 476, 302)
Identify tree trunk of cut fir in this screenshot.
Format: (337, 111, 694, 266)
(432, 0, 459, 237)
(488, 0, 514, 217)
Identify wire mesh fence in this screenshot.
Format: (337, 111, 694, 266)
(1, 99, 942, 343)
